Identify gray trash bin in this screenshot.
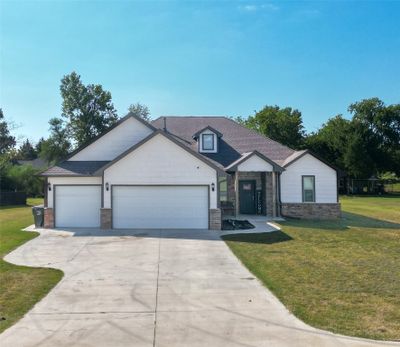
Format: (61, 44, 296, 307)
(32, 205, 44, 228)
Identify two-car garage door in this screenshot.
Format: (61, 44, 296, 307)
(112, 186, 209, 229)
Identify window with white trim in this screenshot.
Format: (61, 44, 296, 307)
(302, 175, 315, 202)
(218, 176, 227, 202)
(202, 134, 214, 151)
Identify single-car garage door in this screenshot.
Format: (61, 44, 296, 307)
(112, 185, 209, 229)
(55, 185, 101, 228)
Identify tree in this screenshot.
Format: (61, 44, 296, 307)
(0, 108, 16, 154)
(304, 115, 352, 170)
(304, 98, 400, 178)
(35, 137, 45, 154)
(348, 98, 400, 176)
(6, 164, 43, 196)
(239, 106, 305, 149)
(128, 103, 151, 121)
(60, 72, 119, 146)
(17, 139, 37, 160)
(39, 118, 71, 164)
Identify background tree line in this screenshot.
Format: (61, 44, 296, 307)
(236, 99, 400, 179)
(1, 71, 399, 197)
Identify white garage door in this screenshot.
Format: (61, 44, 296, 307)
(112, 186, 209, 229)
(55, 185, 101, 228)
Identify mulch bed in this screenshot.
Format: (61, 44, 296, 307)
(222, 219, 255, 230)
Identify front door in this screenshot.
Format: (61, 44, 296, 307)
(239, 180, 256, 214)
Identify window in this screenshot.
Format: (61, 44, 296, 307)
(202, 134, 214, 151)
(218, 177, 227, 202)
(302, 176, 315, 202)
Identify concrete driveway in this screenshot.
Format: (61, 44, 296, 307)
(1, 228, 397, 347)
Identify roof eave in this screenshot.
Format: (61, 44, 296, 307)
(225, 151, 285, 173)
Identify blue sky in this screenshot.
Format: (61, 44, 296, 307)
(1, 0, 399, 144)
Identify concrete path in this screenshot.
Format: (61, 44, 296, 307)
(1, 228, 398, 347)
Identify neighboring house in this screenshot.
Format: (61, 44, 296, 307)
(40, 114, 340, 230)
(17, 158, 48, 169)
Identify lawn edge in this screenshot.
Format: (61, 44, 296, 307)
(0, 225, 64, 334)
(221, 231, 400, 344)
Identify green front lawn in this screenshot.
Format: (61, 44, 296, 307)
(223, 196, 400, 340)
(0, 199, 63, 333)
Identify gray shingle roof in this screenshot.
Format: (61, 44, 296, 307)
(152, 116, 296, 167)
(40, 161, 109, 176)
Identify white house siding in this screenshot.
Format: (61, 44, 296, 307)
(69, 117, 153, 161)
(47, 176, 102, 208)
(103, 133, 218, 209)
(237, 155, 273, 172)
(280, 154, 337, 203)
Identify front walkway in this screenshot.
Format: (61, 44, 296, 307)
(0, 227, 397, 347)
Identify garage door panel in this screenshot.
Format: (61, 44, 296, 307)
(112, 186, 208, 229)
(55, 186, 101, 228)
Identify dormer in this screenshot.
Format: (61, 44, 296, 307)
(193, 126, 223, 154)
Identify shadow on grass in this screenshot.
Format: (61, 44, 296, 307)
(280, 212, 400, 231)
(222, 230, 293, 244)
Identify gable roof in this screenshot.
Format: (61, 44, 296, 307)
(94, 129, 226, 176)
(192, 126, 223, 139)
(282, 149, 339, 172)
(225, 151, 285, 172)
(39, 161, 109, 177)
(152, 116, 295, 168)
(65, 112, 156, 160)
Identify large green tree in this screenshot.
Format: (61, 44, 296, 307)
(17, 139, 37, 160)
(0, 109, 16, 155)
(238, 106, 305, 149)
(39, 118, 71, 164)
(305, 98, 400, 178)
(348, 98, 400, 176)
(128, 103, 151, 121)
(304, 115, 352, 170)
(60, 72, 119, 146)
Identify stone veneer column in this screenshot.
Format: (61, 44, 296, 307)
(101, 208, 112, 229)
(44, 208, 54, 228)
(209, 208, 222, 230)
(265, 173, 273, 216)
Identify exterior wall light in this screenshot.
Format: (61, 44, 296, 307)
(211, 183, 215, 192)
(105, 182, 109, 191)
(48, 182, 51, 191)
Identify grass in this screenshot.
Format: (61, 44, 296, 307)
(0, 198, 63, 333)
(223, 196, 400, 341)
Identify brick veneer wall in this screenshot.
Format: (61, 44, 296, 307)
(44, 208, 54, 228)
(101, 208, 112, 229)
(281, 203, 341, 219)
(209, 208, 222, 230)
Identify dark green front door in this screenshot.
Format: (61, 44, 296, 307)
(239, 180, 256, 214)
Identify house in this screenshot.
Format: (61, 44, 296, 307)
(40, 114, 340, 230)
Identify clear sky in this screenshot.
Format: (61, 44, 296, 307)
(1, 0, 399, 144)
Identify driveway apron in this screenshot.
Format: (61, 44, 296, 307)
(0, 228, 397, 347)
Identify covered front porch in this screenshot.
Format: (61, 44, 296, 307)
(218, 151, 284, 221)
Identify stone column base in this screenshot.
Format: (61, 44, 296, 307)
(101, 208, 112, 229)
(44, 208, 54, 228)
(209, 208, 222, 230)
(281, 203, 341, 219)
